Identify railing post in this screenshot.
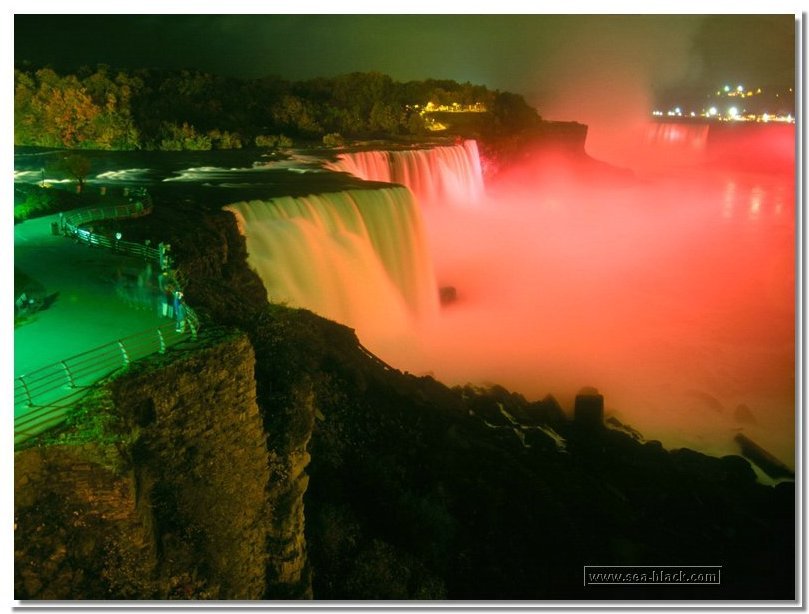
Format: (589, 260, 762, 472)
(17, 376, 33, 407)
(118, 340, 130, 366)
(157, 328, 167, 354)
(61, 361, 75, 388)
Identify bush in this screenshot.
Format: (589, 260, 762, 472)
(208, 129, 243, 150)
(322, 133, 344, 147)
(13, 185, 82, 222)
(254, 134, 293, 149)
(159, 122, 212, 151)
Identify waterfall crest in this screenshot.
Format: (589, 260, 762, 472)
(224, 187, 438, 338)
(644, 122, 711, 151)
(327, 141, 485, 207)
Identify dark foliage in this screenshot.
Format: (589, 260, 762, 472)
(15, 65, 542, 150)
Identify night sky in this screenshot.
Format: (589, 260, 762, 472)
(13, 13, 795, 122)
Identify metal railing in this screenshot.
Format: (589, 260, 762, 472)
(14, 322, 191, 445)
(62, 195, 160, 264)
(15, 188, 203, 446)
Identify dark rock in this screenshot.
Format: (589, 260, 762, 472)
(438, 286, 457, 305)
(574, 387, 604, 428)
(734, 433, 794, 480)
(719, 454, 757, 484)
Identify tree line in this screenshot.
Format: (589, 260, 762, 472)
(14, 64, 542, 151)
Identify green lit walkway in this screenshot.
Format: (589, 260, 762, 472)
(14, 212, 171, 435)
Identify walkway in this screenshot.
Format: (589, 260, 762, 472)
(15, 213, 167, 377)
(14, 211, 179, 442)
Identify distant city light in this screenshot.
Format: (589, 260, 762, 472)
(651, 83, 794, 124)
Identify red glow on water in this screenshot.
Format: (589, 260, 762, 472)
(368, 127, 795, 468)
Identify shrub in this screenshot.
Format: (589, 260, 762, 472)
(322, 133, 344, 147)
(13, 185, 82, 222)
(255, 134, 293, 148)
(208, 129, 243, 150)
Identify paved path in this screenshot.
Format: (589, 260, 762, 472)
(14, 213, 169, 379)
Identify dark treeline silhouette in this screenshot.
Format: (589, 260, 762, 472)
(14, 64, 541, 150)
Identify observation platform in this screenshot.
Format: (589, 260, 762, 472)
(14, 211, 177, 441)
(15, 213, 167, 377)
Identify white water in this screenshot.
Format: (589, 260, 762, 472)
(644, 122, 710, 151)
(327, 141, 485, 207)
(224, 187, 439, 341)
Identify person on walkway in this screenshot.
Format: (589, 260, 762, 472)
(142, 262, 153, 310)
(174, 290, 186, 333)
(158, 272, 173, 318)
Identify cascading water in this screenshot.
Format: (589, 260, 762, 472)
(224, 186, 439, 341)
(225, 125, 793, 473)
(326, 140, 485, 207)
(644, 122, 711, 151)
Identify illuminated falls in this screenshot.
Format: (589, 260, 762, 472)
(643, 122, 711, 151)
(224, 187, 439, 339)
(326, 140, 485, 206)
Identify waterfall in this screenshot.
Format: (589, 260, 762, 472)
(327, 150, 392, 184)
(326, 140, 485, 207)
(644, 122, 711, 151)
(224, 186, 439, 338)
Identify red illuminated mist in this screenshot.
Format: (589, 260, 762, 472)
(530, 15, 701, 167)
(231, 128, 795, 472)
(366, 127, 795, 471)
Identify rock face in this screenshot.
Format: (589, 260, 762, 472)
(263, 380, 315, 599)
(14, 331, 291, 599)
(14, 442, 155, 599)
(574, 387, 604, 428)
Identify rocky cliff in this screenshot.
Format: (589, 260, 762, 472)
(15, 330, 308, 599)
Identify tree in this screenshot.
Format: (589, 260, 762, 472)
(368, 102, 398, 135)
(158, 122, 211, 151)
(272, 95, 322, 136)
(58, 154, 92, 192)
(490, 91, 541, 134)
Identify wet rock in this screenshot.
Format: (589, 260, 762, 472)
(574, 387, 604, 428)
(438, 286, 457, 305)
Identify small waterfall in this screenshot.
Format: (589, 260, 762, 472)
(327, 140, 485, 207)
(644, 122, 711, 151)
(327, 150, 392, 184)
(224, 187, 439, 338)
